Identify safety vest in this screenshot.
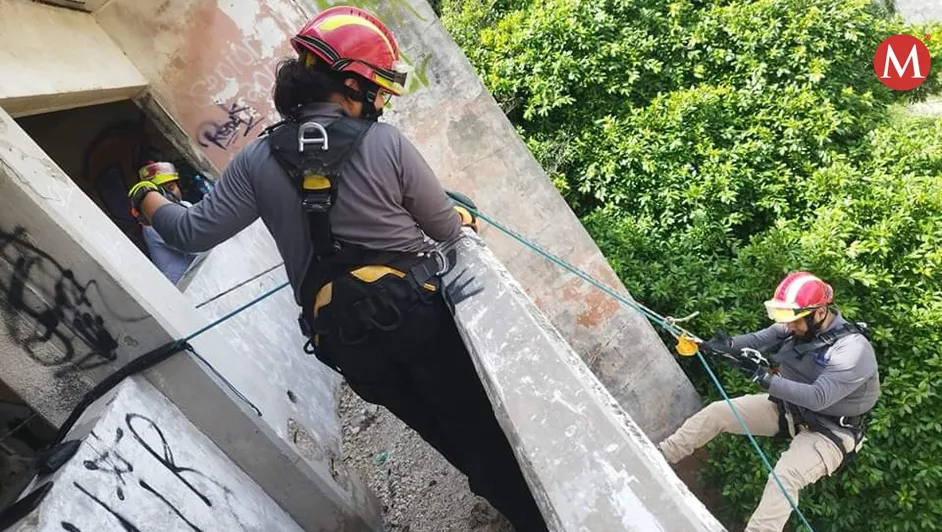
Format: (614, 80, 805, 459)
(770, 321, 873, 472)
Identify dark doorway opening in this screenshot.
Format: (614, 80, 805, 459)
(15, 100, 213, 258)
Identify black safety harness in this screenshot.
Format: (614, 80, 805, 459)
(261, 115, 449, 373)
(770, 321, 873, 473)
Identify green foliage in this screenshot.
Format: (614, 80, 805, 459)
(443, 0, 942, 529)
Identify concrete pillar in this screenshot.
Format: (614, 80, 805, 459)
(442, 233, 726, 531)
(0, 107, 380, 530)
(178, 224, 346, 458)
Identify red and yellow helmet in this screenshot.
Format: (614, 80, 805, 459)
(139, 162, 179, 186)
(291, 6, 408, 96)
(764, 271, 834, 323)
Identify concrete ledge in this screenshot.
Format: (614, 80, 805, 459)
(0, 0, 149, 118)
(8, 377, 308, 532)
(442, 233, 726, 531)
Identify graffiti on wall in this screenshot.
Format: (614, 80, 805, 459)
(60, 413, 243, 532)
(187, 41, 277, 109)
(197, 102, 262, 151)
(0, 227, 120, 377)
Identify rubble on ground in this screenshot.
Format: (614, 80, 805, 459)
(337, 384, 514, 532)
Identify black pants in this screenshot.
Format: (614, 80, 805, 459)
(317, 283, 548, 532)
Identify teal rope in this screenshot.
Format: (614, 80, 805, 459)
(181, 279, 291, 417)
(462, 202, 815, 532)
(185, 280, 290, 342)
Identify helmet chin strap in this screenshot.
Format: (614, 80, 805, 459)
(796, 307, 828, 342)
(358, 85, 383, 122)
(337, 76, 383, 122)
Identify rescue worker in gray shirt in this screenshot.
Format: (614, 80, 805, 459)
(126, 7, 547, 531)
(659, 271, 880, 532)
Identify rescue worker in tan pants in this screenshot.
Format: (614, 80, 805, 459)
(659, 272, 880, 532)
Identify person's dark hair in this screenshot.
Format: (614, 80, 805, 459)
(273, 58, 350, 120)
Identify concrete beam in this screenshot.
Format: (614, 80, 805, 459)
(442, 233, 726, 531)
(0, 0, 148, 118)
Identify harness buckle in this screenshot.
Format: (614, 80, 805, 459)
(301, 192, 332, 213)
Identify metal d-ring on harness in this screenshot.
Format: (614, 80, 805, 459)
(262, 115, 452, 372)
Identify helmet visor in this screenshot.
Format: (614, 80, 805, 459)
(764, 301, 814, 323)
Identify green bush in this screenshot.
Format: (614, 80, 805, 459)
(442, 0, 942, 529)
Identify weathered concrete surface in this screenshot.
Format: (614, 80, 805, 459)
(179, 223, 346, 454)
(8, 377, 307, 532)
(441, 232, 725, 531)
(0, 0, 147, 118)
(895, 0, 942, 23)
(0, 106, 381, 531)
(94, 0, 307, 171)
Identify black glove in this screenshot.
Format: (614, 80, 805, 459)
(700, 330, 736, 355)
(756, 368, 773, 389)
(732, 348, 774, 389)
(128, 181, 178, 224)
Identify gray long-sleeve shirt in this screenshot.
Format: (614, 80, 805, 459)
(151, 103, 461, 305)
(731, 310, 880, 418)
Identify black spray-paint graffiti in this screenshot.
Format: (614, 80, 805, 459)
(62, 414, 238, 532)
(0, 227, 120, 376)
(197, 102, 261, 151)
(84, 429, 134, 501)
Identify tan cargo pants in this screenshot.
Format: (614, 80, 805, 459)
(659, 394, 858, 532)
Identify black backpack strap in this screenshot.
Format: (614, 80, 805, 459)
(266, 116, 374, 259)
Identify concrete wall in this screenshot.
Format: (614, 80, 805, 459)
(0, 0, 147, 117)
(895, 0, 942, 23)
(92, 0, 701, 443)
(179, 229, 346, 455)
(9, 377, 307, 532)
(0, 107, 380, 530)
(441, 232, 725, 531)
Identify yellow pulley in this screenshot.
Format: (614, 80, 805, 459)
(675, 333, 700, 357)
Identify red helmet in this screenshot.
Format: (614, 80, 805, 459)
(764, 271, 834, 323)
(291, 6, 407, 96)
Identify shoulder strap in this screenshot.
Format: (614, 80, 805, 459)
(266, 117, 373, 259)
(793, 321, 869, 357)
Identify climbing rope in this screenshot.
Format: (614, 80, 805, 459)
(457, 201, 816, 532)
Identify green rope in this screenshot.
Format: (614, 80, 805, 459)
(460, 201, 815, 532)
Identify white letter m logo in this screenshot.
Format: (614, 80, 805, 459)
(882, 44, 926, 79)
